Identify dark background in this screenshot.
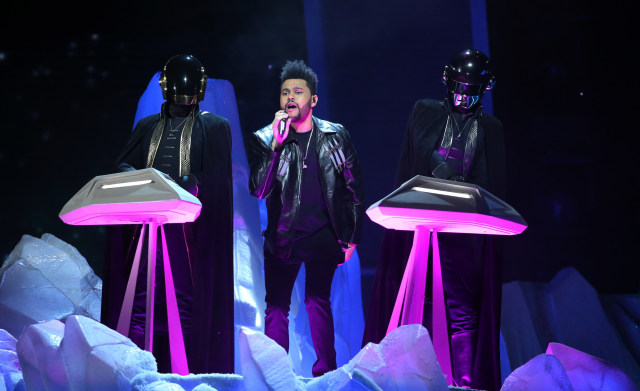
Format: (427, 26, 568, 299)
(1, 0, 637, 320)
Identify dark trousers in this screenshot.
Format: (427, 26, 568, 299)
(440, 232, 483, 335)
(422, 232, 485, 388)
(421, 232, 483, 335)
(263, 225, 343, 377)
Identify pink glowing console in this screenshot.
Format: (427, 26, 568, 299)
(59, 168, 200, 375)
(367, 175, 527, 385)
(59, 168, 201, 226)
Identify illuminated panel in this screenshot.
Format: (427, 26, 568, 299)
(59, 168, 202, 226)
(366, 175, 527, 235)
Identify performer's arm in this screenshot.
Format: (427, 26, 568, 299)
(248, 132, 281, 199)
(340, 127, 365, 257)
(117, 162, 137, 172)
(248, 111, 292, 199)
(430, 150, 464, 181)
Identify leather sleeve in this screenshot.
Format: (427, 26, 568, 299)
(248, 131, 281, 199)
(338, 127, 365, 245)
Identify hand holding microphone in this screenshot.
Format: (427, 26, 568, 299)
(271, 110, 291, 150)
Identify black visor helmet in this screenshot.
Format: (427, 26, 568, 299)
(442, 49, 495, 111)
(159, 54, 207, 104)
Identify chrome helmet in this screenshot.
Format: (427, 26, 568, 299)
(442, 49, 495, 111)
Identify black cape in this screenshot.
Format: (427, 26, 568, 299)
(102, 107, 234, 374)
(362, 99, 506, 390)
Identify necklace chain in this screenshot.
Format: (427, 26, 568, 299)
(450, 113, 467, 138)
(169, 115, 190, 132)
(302, 125, 314, 169)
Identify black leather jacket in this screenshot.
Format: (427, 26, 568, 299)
(248, 117, 365, 258)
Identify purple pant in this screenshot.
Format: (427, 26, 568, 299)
(263, 227, 342, 377)
(420, 233, 484, 336)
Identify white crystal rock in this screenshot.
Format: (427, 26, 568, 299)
(130, 371, 244, 391)
(16, 320, 68, 391)
(237, 326, 304, 391)
(0, 234, 102, 339)
(337, 324, 448, 391)
(61, 315, 156, 391)
(546, 342, 636, 391)
(0, 329, 23, 391)
(501, 353, 573, 391)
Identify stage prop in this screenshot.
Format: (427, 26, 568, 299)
(59, 167, 201, 375)
(366, 175, 527, 385)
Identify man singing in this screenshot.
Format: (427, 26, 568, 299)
(248, 59, 364, 377)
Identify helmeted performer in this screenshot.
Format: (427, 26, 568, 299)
(362, 49, 506, 390)
(248, 60, 365, 377)
(102, 54, 234, 374)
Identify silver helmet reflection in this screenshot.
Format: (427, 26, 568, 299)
(442, 49, 495, 111)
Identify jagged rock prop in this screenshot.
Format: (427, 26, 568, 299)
(545, 342, 636, 391)
(6, 315, 244, 391)
(17, 315, 156, 391)
(237, 327, 304, 390)
(1, 235, 638, 391)
(16, 320, 67, 391)
(501, 343, 637, 391)
(0, 329, 24, 391)
(129, 372, 244, 391)
(501, 353, 574, 391)
(1, 312, 637, 390)
(237, 324, 449, 391)
(501, 267, 640, 389)
(0, 233, 102, 339)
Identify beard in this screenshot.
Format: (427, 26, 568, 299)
(289, 101, 312, 123)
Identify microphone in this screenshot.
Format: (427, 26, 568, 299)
(279, 118, 286, 136)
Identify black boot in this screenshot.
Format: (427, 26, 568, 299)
(450, 330, 477, 388)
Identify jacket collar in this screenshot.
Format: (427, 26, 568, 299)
(313, 116, 337, 134)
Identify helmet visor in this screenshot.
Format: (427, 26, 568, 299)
(447, 79, 485, 96)
(452, 93, 480, 109)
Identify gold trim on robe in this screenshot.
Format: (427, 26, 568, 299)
(145, 106, 200, 177)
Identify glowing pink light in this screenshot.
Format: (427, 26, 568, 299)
(59, 168, 202, 226)
(367, 205, 527, 235)
(367, 197, 527, 386)
(59, 168, 198, 375)
(59, 200, 201, 226)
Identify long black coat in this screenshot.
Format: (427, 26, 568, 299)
(102, 107, 234, 374)
(362, 99, 506, 391)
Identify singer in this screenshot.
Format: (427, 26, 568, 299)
(248, 59, 365, 377)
